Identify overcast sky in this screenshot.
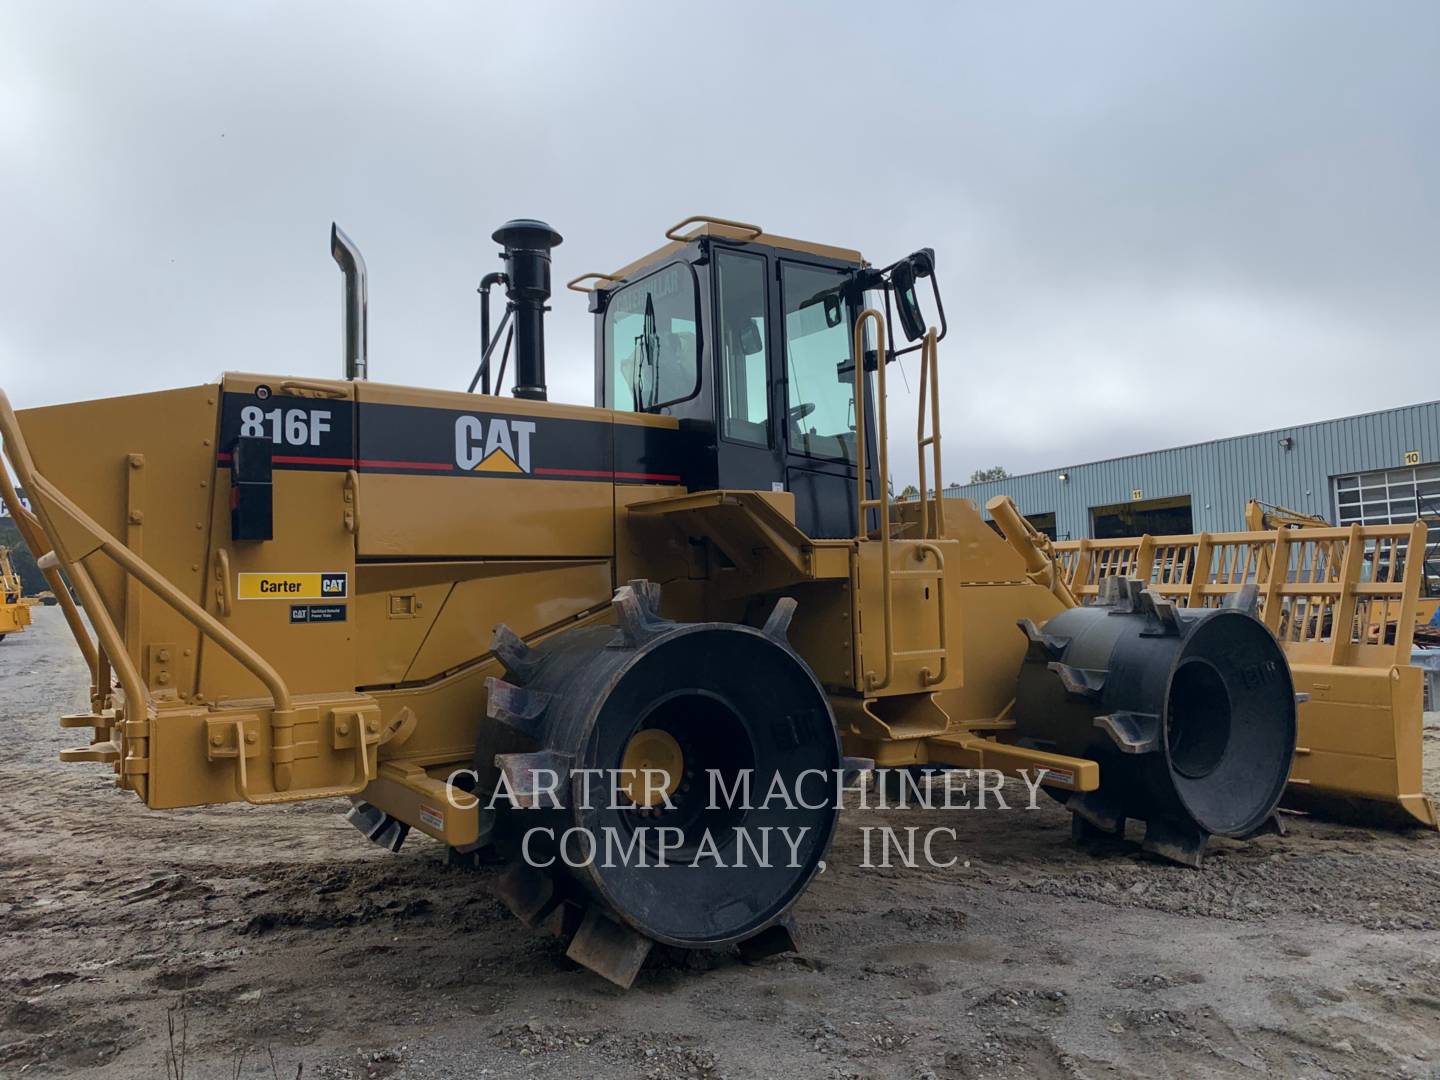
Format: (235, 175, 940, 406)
(2, 2, 1436, 486)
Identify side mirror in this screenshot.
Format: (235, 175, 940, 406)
(739, 320, 763, 355)
(890, 259, 926, 343)
(823, 294, 843, 328)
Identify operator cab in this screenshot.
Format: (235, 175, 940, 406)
(572, 216, 945, 539)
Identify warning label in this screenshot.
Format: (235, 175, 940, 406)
(1040, 768, 1076, 788)
(418, 803, 445, 831)
(239, 572, 348, 600)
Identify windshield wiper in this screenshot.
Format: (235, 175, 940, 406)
(631, 293, 661, 410)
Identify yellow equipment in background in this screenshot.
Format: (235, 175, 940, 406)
(0, 546, 31, 641)
(1048, 509, 1437, 828)
(1246, 498, 1440, 640)
(1243, 498, 1330, 532)
(0, 214, 1381, 986)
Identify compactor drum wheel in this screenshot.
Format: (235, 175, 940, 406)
(1014, 578, 1297, 866)
(478, 580, 842, 987)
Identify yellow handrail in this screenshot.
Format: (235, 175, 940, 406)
(664, 215, 763, 242)
(852, 308, 893, 691)
(566, 271, 622, 294)
(915, 328, 945, 540)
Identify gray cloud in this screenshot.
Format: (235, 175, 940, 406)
(2, 1, 1436, 485)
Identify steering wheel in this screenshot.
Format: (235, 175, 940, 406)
(787, 402, 817, 428)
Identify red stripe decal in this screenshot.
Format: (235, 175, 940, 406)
(277, 455, 355, 466)
(533, 466, 611, 478)
(535, 466, 682, 482)
(214, 452, 355, 467)
(216, 455, 679, 483)
(356, 459, 454, 471)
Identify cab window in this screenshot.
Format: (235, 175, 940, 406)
(715, 250, 770, 446)
(780, 262, 857, 461)
(604, 263, 700, 412)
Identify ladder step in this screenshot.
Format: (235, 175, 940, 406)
(893, 648, 946, 660)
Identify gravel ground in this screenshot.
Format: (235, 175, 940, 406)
(3, 607, 1440, 1079)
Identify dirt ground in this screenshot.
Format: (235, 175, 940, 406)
(3, 607, 1440, 1079)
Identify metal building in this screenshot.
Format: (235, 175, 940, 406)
(947, 399, 1440, 544)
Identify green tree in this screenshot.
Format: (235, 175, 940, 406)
(899, 484, 920, 500)
(969, 466, 1010, 484)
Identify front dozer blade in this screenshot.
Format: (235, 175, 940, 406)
(1285, 663, 1438, 829)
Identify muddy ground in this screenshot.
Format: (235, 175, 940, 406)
(2, 607, 1439, 1079)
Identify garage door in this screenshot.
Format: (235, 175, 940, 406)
(1333, 462, 1440, 588)
(1090, 495, 1193, 539)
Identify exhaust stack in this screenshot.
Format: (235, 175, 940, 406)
(492, 219, 562, 400)
(330, 223, 368, 381)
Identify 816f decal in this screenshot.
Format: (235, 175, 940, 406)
(218, 390, 694, 485)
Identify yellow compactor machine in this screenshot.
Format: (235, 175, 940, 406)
(1, 216, 1430, 986)
(0, 546, 31, 641)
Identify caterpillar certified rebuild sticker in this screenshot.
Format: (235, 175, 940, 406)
(290, 604, 347, 624)
(237, 572, 348, 601)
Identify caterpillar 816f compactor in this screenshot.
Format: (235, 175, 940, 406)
(0, 215, 1425, 987)
(0, 546, 31, 641)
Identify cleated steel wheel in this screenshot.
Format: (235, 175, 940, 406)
(477, 579, 842, 987)
(1012, 578, 1298, 867)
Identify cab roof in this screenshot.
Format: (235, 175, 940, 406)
(568, 216, 867, 295)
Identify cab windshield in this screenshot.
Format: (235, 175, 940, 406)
(604, 263, 700, 412)
(781, 263, 859, 461)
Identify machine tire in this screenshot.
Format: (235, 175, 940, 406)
(1012, 577, 1297, 866)
(477, 580, 842, 986)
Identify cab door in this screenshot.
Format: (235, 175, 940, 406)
(710, 247, 785, 495)
(776, 259, 877, 539)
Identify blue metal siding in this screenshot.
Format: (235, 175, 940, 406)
(946, 400, 1440, 539)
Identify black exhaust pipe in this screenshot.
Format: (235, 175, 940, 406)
(492, 219, 562, 401)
